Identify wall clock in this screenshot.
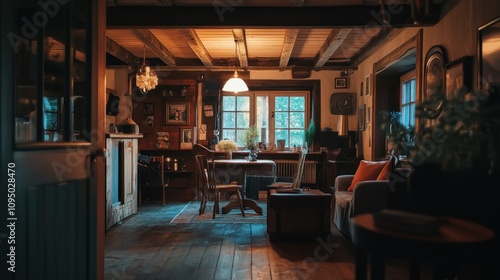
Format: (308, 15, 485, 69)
(423, 46, 447, 118)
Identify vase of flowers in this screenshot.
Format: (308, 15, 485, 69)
(240, 126, 260, 161)
(218, 139, 237, 159)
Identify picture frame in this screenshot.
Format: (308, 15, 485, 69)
(478, 17, 500, 95)
(446, 56, 472, 99)
(166, 102, 189, 125)
(360, 81, 364, 96)
(156, 132, 169, 149)
(423, 45, 447, 118)
(335, 77, 348, 89)
(142, 103, 155, 127)
(180, 128, 193, 150)
(358, 104, 366, 131)
(364, 74, 372, 96)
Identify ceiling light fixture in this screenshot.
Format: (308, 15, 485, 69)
(136, 45, 158, 94)
(222, 40, 248, 93)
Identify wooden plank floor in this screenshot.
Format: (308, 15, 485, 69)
(104, 202, 427, 280)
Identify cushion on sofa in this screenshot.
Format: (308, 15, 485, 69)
(347, 160, 388, 191)
(376, 156, 397, 180)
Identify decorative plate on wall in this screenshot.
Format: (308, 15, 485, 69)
(423, 46, 447, 118)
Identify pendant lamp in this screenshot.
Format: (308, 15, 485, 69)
(136, 45, 158, 94)
(222, 40, 248, 93)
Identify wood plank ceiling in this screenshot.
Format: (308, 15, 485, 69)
(105, 0, 444, 72)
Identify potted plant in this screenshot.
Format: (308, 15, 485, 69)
(408, 88, 500, 232)
(218, 139, 237, 159)
(240, 126, 260, 161)
(380, 111, 414, 157)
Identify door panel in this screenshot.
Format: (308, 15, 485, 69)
(2, 0, 105, 279)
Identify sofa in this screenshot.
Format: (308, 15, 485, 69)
(333, 156, 399, 237)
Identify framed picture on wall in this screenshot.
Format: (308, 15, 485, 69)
(358, 104, 366, 131)
(478, 17, 500, 96)
(364, 74, 372, 96)
(335, 77, 348, 89)
(180, 128, 193, 150)
(360, 81, 364, 96)
(166, 102, 189, 125)
(446, 56, 472, 99)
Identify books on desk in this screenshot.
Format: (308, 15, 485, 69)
(372, 209, 447, 235)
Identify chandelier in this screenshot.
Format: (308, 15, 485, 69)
(222, 40, 248, 93)
(136, 45, 158, 94)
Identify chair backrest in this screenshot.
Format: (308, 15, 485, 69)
(194, 155, 210, 194)
(146, 155, 165, 187)
(193, 143, 214, 157)
(292, 148, 308, 189)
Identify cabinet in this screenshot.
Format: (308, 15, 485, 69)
(106, 133, 142, 229)
(139, 149, 196, 202)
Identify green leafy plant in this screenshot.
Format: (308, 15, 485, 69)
(380, 111, 414, 156)
(239, 126, 260, 150)
(304, 119, 316, 148)
(414, 88, 500, 173)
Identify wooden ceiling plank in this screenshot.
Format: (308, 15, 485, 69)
(106, 36, 139, 65)
(350, 27, 401, 66)
(232, 29, 248, 68)
(279, 29, 299, 69)
(314, 28, 352, 67)
(179, 29, 214, 67)
(132, 29, 176, 66)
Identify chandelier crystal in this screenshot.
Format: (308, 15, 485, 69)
(136, 45, 158, 94)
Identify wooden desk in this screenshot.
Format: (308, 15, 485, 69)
(352, 213, 495, 280)
(213, 159, 276, 215)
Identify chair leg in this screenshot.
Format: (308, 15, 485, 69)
(236, 190, 245, 217)
(213, 191, 218, 219)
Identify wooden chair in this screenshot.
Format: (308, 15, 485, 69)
(195, 155, 245, 219)
(268, 148, 308, 191)
(193, 144, 214, 214)
(139, 155, 168, 205)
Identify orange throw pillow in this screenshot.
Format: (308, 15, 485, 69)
(347, 160, 388, 191)
(377, 156, 396, 180)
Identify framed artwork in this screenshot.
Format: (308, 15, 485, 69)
(156, 132, 169, 149)
(364, 74, 372, 96)
(360, 81, 364, 96)
(423, 45, 447, 118)
(166, 102, 189, 125)
(180, 128, 193, 150)
(358, 104, 366, 131)
(478, 17, 500, 96)
(142, 103, 155, 127)
(335, 77, 348, 89)
(446, 56, 472, 99)
(366, 106, 371, 123)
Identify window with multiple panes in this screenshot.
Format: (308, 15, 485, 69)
(400, 72, 416, 129)
(221, 91, 309, 148)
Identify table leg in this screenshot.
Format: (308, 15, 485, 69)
(222, 198, 263, 215)
(355, 247, 367, 280)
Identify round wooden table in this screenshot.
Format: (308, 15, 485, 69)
(352, 213, 495, 280)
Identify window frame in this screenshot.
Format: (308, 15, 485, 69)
(400, 70, 416, 129)
(221, 90, 310, 148)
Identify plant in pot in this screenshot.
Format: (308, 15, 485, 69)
(408, 88, 500, 232)
(240, 126, 260, 161)
(218, 139, 237, 160)
(380, 111, 415, 158)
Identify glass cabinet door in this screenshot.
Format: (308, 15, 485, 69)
(14, 0, 90, 144)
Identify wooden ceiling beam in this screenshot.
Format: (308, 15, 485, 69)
(106, 36, 139, 66)
(107, 5, 442, 28)
(279, 29, 299, 69)
(314, 29, 352, 68)
(350, 27, 402, 66)
(179, 29, 214, 67)
(132, 29, 176, 66)
(232, 29, 248, 69)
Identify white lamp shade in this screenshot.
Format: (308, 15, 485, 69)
(222, 71, 248, 93)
